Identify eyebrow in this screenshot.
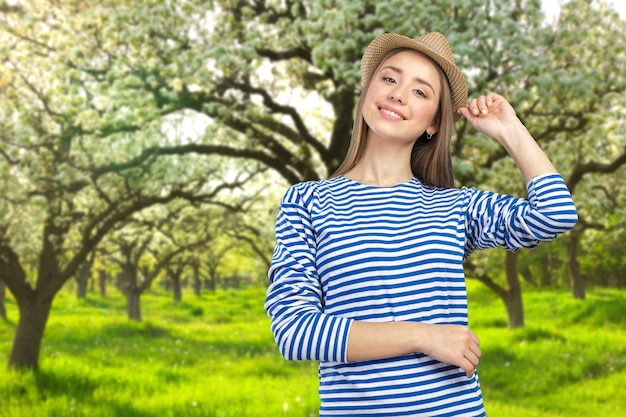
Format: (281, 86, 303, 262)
(381, 65, 436, 94)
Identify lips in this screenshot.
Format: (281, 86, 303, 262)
(378, 105, 406, 120)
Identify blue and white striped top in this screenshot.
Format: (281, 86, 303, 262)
(265, 173, 577, 416)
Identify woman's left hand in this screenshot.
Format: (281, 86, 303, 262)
(457, 92, 520, 143)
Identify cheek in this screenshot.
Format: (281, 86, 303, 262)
(361, 90, 379, 119)
(362, 87, 378, 107)
(414, 101, 439, 123)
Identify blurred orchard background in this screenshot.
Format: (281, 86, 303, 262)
(0, 0, 625, 416)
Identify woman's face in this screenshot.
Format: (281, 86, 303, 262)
(362, 50, 441, 145)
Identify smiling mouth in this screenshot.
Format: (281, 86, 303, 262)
(379, 107, 405, 120)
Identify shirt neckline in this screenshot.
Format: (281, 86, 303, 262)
(337, 175, 417, 189)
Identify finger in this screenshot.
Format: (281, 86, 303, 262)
(465, 349, 480, 368)
(461, 359, 475, 378)
(469, 344, 481, 360)
(476, 96, 488, 115)
(457, 106, 474, 120)
(484, 92, 496, 108)
(468, 330, 480, 346)
(467, 336, 481, 356)
(468, 98, 481, 116)
(486, 92, 501, 105)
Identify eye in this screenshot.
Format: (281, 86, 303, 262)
(382, 76, 397, 84)
(413, 89, 427, 98)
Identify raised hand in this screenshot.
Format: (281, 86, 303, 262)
(457, 92, 520, 143)
(457, 92, 559, 182)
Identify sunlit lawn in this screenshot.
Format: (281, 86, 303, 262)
(0, 282, 624, 416)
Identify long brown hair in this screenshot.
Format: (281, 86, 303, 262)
(331, 49, 456, 188)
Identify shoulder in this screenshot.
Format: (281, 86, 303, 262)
(281, 176, 350, 205)
(420, 181, 476, 200)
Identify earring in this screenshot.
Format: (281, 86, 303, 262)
(426, 133, 433, 140)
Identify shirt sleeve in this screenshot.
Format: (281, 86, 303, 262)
(464, 173, 578, 257)
(264, 184, 353, 362)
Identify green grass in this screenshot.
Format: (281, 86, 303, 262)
(467, 284, 626, 416)
(0, 283, 625, 416)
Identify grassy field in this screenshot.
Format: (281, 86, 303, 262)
(0, 282, 625, 416)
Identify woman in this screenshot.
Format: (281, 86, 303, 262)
(265, 32, 578, 416)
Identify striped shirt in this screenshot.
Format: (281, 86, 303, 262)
(265, 173, 577, 416)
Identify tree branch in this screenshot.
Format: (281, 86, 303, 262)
(463, 258, 508, 299)
(88, 143, 302, 184)
(568, 146, 626, 193)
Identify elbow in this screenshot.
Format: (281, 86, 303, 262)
(560, 207, 579, 232)
(562, 199, 579, 230)
(270, 318, 306, 361)
(272, 332, 305, 361)
(535, 207, 579, 236)
(568, 216, 579, 233)
(571, 207, 579, 227)
(272, 329, 293, 360)
(277, 345, 299, 361)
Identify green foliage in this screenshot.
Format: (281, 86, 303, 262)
(2, 0, 625, 273)
(1, 284, 625, 416)
(576, 174, 626, 287)
(2, 0, 626, 373)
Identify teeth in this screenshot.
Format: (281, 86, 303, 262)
(380, 108, 404, 120)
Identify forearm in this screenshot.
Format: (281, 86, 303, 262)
(347, 320, 423, 361)
(346, 320, 481, 378)
(496, 121, 558, 183)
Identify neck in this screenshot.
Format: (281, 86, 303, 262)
(344, 134, 415, 187)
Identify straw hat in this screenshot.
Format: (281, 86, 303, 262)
(361, 32, 468, 117)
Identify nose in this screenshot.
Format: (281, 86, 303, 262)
(389, 87, 405, 104)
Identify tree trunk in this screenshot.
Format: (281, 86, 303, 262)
(0, 280, 6, 320)
(565, 233, 585, 299)
(121, 259, 142, 321)
(98, 270, 107, 298)
(115, 272, 124, 293)
(465, 253, 525, 329)
(207, 272, 217, 291)
(166, 263, 185, 302)
(8, 295, 53, 370)
(172, 274, 182, 302)
(192, 262, 201, 296)
(75, 272, 89, 299)
(75, 255, 95, 299)
(126, 288, 141, 321)
(504, 251, 524, 328)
